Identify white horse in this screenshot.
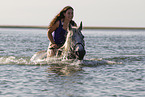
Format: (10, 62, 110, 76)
(30, 22, 86, 62)
(61, 22, 86, 60)
(30, 22, 121, 66)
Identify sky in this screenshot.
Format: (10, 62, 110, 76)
(0, 0, 145, 27)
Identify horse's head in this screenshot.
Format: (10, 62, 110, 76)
(63, 22, 86, 60)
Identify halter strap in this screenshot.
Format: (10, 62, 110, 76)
(73, 42, 85, 51)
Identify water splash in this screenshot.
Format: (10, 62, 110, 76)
(0, 55, 122, 76)
(0, 56, 29, 65)
(0, 56, 47, 65)
(0, 55, 122, 66)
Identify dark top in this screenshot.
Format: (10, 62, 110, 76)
(52, 20, 66, 45)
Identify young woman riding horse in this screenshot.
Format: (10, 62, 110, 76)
(47, 6, 77, 57)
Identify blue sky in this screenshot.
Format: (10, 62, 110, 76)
(0, 0, 145, 27)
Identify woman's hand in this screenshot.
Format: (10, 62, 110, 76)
(49, 44, 59, 49)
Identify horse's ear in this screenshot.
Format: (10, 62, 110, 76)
(69, 24, 72, 30)
(79, 21, 82, 30)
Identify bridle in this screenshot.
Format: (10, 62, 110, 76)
(64, 24, 85, 58)
(69, 41, 85, 56)
(73, 42, 85, 51)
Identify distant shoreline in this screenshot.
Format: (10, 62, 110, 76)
(0, 25, 145, 30)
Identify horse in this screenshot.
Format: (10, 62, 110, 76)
(30, 22, 121, 72)
(61, 22, 86, 60)
(30, 22, 86, 62)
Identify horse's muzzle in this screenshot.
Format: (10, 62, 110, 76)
(75, 49, 86, 60)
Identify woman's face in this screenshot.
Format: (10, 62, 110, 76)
(64, 9, 73, 21)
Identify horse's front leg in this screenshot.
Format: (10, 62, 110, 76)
(56, 49, 63, 57)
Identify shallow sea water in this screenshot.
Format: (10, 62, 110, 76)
(0, 28, 145, 97)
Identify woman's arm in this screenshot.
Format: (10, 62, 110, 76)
(47, 21, 60, 49)
(47, 21, 59, 44)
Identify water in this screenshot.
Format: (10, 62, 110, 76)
(0, 28, 145, 97)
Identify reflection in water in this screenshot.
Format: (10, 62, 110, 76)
(47, 61, 83, 76)
(46, 66, 85, 97)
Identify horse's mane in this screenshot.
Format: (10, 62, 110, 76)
(63, 26, 82, 54)
(62, 29, 72, 57)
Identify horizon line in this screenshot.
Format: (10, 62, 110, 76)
(0, 25, 145, 29)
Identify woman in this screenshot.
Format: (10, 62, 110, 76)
(47, 6, 77, 57)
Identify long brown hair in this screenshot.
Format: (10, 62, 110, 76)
(49, 6, 76, 28)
